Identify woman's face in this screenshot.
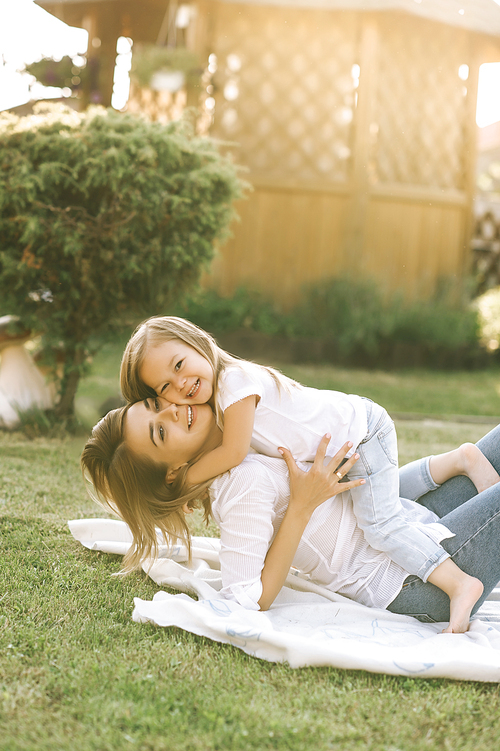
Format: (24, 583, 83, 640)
(139, 339, 214, 406)
(125, 396, 221, 471)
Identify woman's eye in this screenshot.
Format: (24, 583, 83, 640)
(158, 425, 164, 441)
(154, 397, 160, 411)
(174, 359, 183, 372)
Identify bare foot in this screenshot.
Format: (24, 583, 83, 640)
(442, 575, 484, 634)
(457, 443, 500, 494)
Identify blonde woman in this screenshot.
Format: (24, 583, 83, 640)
(117, 316, 498, 630)
(82, 394, 500, 633)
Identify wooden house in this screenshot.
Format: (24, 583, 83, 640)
(36, 1, 500, 302)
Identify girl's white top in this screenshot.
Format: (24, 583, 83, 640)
(217, 362, 367, 459)
(209, 455, 449, 611)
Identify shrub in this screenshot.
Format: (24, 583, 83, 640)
(388, 295, 479, 349)
(288, 276, 391, 355)
(0, 103, 246, 420)
(176, 278, 482, 366)
(172, 287, 285, 336)
(290, 277, 479, 358)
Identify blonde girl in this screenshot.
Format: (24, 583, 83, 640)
(118, 316, 499, 632)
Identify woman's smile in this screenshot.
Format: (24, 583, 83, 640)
(125, 396, 221, 471)
(187, 404, 196, 428)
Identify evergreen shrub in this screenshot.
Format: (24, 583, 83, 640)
(178, 278, 482, 368)
(0, 103, 245, 420)
(173, 287, 285, 336)
(293, 278, 480, 355)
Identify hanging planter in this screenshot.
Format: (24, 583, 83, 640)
(130, 45, 201, 93)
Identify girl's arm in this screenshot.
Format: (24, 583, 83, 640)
(258, 437, 364, 610)
(186, 395, 258, 486)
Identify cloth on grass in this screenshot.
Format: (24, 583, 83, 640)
(69, 518, 500, 683)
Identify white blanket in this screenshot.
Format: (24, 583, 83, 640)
(69, 518, 500, 682)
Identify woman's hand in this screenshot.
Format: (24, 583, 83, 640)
(278, 435, 364, 518)
(258, 436, 365, 611)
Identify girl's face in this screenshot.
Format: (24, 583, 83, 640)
(140, 339, 214, 405)
(125, 396, 221, 471)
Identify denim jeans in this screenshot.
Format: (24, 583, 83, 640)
(347, 400, 450, 580)
(387, 423, 500, 622)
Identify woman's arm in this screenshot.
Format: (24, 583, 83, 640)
(258, 436, 364, 610)
(186, 395, 257, 486)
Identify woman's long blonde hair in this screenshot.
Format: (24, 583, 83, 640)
(81, 406, 213, 572)
(84, 317, 296, 571)
(120, 315, 296, 429)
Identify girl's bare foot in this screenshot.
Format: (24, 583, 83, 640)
(457, 443, 500, 494)
(442, 575, 484, 634)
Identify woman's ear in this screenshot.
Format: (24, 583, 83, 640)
(165, 464, 187, 484)
(182, 503, 194, 515)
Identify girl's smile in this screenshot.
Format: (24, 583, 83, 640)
(140, 339, 214, 406)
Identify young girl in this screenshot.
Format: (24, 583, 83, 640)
(120, 316, 500, 632)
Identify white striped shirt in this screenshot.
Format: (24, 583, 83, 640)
(209, 454, 447, 611)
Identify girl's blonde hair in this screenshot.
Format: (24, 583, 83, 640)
(120, 316, 296, 428)
(80, 406, 213, 572)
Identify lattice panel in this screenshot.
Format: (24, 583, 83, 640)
(209, 3, 360, 183)
(372, 14, 470, 189)
(127, 82, 187, 125)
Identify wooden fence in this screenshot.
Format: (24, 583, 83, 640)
(190, 2, 500, 303)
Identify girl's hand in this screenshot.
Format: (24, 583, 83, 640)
(278, 435, 364, 517)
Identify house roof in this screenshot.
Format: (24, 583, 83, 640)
(35, 1, 500, 36)
(220, 1, 500, 36)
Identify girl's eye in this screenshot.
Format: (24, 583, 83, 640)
(174, 359, 183, 372)
(158, 425, 164, 441)
(154, 397, 160, 411)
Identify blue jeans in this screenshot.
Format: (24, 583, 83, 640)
(347, 400, 450, 580)
(387, 424, 500, 622)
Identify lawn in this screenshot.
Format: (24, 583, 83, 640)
(2, 346, 500, 750)
(75, 337, 500, 430)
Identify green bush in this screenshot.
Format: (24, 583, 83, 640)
(176, 277, 482, 365)
(288, 276, 391, 355)
(0, 103, 246, 420)
(388, 296, 479, 349)
(291, 278, 480, 358)
(172, 287, 285, 336)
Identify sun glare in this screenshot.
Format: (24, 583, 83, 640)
(477, 63, 500, 128)
(0, 0, 88, 111)
(2, 0, 500, 131)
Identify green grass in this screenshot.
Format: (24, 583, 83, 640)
(75, 338, 500, 430)
(3, 344, 500, 749)
(282, 364, 500, 419)
(1, 419, 500, 750)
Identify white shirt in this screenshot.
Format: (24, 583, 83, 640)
(217, 362, 368, 459)
(209, 454, 449, 611)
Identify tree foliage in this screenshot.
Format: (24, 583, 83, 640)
(0, 103, 245, 419)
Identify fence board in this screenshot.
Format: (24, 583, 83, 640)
(199, 2, 500, 302)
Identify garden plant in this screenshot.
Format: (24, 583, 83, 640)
(0, 103, 245, 422)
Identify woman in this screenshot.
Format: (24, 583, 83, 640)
(82, 396, 500, 631)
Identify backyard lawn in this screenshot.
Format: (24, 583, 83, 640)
(75, 337, 500, 430)
(2, 343, 500, 750)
